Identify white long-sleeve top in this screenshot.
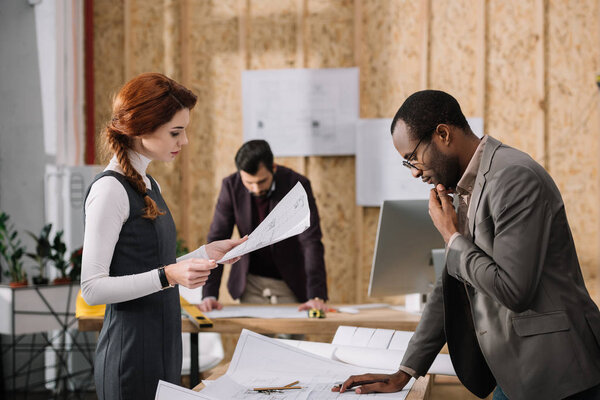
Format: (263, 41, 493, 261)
(81, 151, 208, 306)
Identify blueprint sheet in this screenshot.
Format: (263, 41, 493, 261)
(217, 182, 310, 263)
(200, 330, 414, 399)
(155, 380, 213, 399)
(242, 68, 359, 156)
(204, 305, 307, 319)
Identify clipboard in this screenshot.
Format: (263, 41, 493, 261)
(180, 296, 213, 328)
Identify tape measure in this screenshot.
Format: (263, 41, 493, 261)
(180, 296, 214, 328)
(308, 308, 325, 318)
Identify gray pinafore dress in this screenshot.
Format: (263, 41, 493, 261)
(86, 171, 182, 400)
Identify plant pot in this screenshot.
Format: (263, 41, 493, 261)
(32, 276, 49, 285)
(53, 277, 72, 285)
(9, 280, 28, 288)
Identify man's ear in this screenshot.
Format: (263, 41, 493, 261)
(272, 163, 278, 173)
(435, 124, 452, 146)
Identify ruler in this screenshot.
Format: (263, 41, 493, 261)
(180, 296, 213, 328)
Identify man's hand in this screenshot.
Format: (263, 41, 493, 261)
(332, 370, 411, 394)
(429, 184, 458, 243)
(197, 297, 223, 312)
(298, 298, 326, 311)
(205, 236, 248, 264)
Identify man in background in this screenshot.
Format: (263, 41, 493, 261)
(198, 140, 328, 312)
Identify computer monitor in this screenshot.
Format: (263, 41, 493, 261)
(368, 199, 446, 297)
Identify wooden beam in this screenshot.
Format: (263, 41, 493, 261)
(354, 0, 363, 303)
(180, 0, 191, 244)
(477, 0, 487, 132)
(296, 0, 307, 68)
(537, 0, 548, 169)
(84, 0, 95, 165)
(123, 0, 131, 80)
(419, 0, 431, 90)
(238, 0, 249, 70)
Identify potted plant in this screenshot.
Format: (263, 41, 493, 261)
(50, 230, 71, 284)
(26, 223, 52, 285)
(69, 246, 83, 282)
(0, 211, 28, 287)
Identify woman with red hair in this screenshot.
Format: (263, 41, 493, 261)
(81, 73, 245, 399)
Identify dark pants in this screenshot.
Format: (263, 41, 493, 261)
(494, 384, 600, 400)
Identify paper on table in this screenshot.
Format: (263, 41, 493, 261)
(333, 346, 455, 376)
(337, 303, 390, 314)
(204, 305, 307, 319)
(217, 182, 310, 263)
(155, 380, 216, 400)
(200, 329, 414, 399)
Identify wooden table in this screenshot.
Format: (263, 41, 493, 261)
(78, 304, 421, 388)
(193, 362, 431, 400)
(78, 304, 421, 334)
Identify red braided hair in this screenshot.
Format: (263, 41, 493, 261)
(104, 73, 197, 219)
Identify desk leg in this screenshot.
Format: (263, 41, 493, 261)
(190, 333, 199, 388)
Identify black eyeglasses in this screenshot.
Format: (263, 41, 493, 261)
(402, 135, 426, 170)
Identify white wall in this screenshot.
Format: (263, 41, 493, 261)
(0, 0, 47, 265)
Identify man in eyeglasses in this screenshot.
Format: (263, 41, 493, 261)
(335, 90, 600, 400)
(198, 139, 328, 313)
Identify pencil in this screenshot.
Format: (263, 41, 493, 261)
(253, 386, 302, 391)
(253, 380, 302, 391)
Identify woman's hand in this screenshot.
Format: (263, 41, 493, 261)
(205, 236, 248, 264)
(164, 258, 217, 289)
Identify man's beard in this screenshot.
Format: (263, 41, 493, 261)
(427, 142, 461, 189)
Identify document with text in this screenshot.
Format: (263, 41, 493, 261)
(200, 330, 414, 399)
(217, 182, 310, 263)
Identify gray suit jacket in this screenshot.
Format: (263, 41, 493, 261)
(401, 136, 600, 400)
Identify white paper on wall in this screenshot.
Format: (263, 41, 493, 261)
(242, 68, 359, 156)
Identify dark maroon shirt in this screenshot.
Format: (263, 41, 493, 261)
(248, 194, 281, 279)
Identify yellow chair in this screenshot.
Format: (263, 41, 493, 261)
(75, 289, 105, 318)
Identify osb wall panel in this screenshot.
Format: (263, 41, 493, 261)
(358, 0, 423, 302)
(302, 0, 356, 303)
(359, 0, 424, 119)
(186, 0, 243, 362)
(248, 0, 299, 70)
(548, 0, 600, 302)
(93, 0, 600, 315)
(429, 0, 481, 117)
(126, 0, 184, 235)
(305, 0, 354, 68)
(93, 0, 125, 165)
(125, 0, 165, 79)
(186, 1, 241, 253)
(164, 0, 182, 82)
(486, 0, 545, 162)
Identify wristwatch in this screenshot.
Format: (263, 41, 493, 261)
(157, 266, 174, 290)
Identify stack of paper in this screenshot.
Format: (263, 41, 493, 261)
(155, 329, 419, 399)
(200, 330, 414, 399)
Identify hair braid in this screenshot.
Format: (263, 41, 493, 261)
(102, 73, 197, 220)
(106, 126, 165, 220)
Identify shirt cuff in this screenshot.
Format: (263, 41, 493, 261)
(398, 365, 420, 379)
(446, 232, 461, 252)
